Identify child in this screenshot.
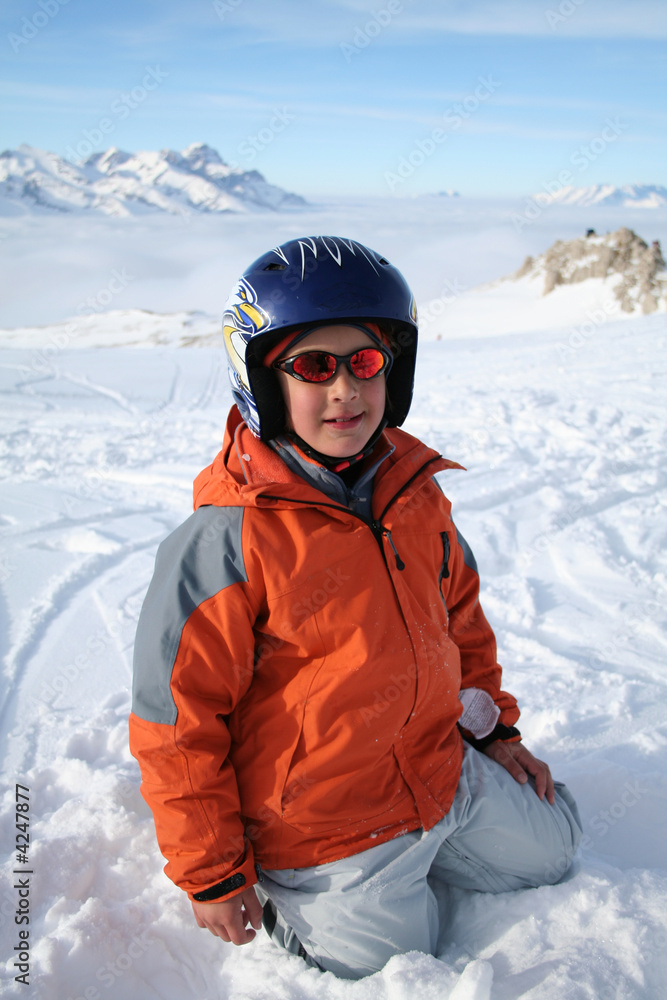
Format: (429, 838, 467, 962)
(129, 236, 581, 980)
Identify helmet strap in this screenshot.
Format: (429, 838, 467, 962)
(286, 418, 387, 474)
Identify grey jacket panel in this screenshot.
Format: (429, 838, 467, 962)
(455, 525, 479, 576)
(132, 505, 247, 725)
(432, 480, 480, 578)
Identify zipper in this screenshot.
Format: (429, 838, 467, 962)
(259, 455, 443, 573)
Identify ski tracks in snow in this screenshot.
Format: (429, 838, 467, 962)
(1, 326, 667, 999)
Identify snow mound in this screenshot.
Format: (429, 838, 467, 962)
(0, 143, 307, 217)
(0, 309, 220, 349)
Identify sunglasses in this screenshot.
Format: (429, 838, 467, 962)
(273, 347, 393, 383)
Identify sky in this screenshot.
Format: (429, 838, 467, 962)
(1, 0, 666, 198)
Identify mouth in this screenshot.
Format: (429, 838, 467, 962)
(323, 413, 364, 430)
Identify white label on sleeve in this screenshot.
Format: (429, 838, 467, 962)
(458, 688, 501, 738)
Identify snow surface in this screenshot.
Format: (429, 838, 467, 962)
(1, 205, 667, 999)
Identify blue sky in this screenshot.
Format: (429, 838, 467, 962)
(2, 0, 666, 198)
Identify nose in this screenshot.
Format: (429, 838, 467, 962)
(328, 364, 359, 400)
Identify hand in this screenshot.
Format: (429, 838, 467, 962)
(191, 887, 263, 945)
(483, 740, 556, 805)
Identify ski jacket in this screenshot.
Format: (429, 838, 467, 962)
(129, 407, 519, 903)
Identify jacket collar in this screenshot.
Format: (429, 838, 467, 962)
(193, 406, 464, 514)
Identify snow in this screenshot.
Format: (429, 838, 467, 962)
(532, 184, 667, 209)
(0, 144, 306, 219)
(1, 204, 667, 999)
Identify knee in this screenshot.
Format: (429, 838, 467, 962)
(538, 783, 583, 885)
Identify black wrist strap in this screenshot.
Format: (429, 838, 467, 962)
(192, 872, 246, 902)
(460, 723, 521, 751)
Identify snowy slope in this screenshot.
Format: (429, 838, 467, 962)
(1, 306, 666, 998)
(0, 144, 306, 217)
(419, 227, 667, 339)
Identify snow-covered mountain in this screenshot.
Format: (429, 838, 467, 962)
(533, 183, 667, 209)
(0, 143, 307, 216)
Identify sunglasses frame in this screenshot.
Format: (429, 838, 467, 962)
(273, 346, 393, 384)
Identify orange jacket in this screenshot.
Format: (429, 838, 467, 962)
(129, 407, 519, 902)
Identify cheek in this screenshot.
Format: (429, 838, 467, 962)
(367, 379, 387, 414)
(278, 377, 314, 432)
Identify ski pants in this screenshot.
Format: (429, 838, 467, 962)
(256, 745, 582, 980)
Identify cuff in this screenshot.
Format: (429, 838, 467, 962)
(459, 722, 521, 751)
(188, 852, 258, 904)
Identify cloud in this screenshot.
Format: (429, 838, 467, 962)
(198, 0, 667, 43)
(329, 0, 667, 40)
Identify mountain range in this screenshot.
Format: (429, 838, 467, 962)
(1, 145, 665, 217)
(0, 143, 306, 216)
(532, 183, 667, 209)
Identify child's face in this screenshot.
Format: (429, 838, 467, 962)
(275, 325, 387, 459)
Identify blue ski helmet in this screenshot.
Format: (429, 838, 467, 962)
(222, 236, 419, 441)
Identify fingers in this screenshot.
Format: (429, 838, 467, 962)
(484, 740, 527, 785)
(483, 741, 556, 804)
(514, 745, 556, 804)
(224, 902, 257, 945)
(244, 887, 264, 932)
(191, 889, 263, 946)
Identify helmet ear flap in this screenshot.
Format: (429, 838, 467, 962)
(248, 367, 286, 442)
(382, 326, 416, 427)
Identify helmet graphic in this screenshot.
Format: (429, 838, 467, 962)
(222, 236, 419, 440)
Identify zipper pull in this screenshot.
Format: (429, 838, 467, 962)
(371, 520, 405, 570)
(383, 525, 405, 570)
(440, 531, 450, 579)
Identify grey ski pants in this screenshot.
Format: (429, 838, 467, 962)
(257, 745, 582, 979)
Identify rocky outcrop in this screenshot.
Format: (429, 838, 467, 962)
(515, 228, 666, 314)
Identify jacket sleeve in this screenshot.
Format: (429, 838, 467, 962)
(129, 505, 261, 902)
(444, 522, 520, 729)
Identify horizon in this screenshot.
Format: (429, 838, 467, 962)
(1, 1, 666, 199)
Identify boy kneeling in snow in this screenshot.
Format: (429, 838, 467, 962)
(130, 237, 582, 979)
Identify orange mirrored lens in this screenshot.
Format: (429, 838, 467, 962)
(350, 349, 385, 379)
(291, 349, 386, 382)
(292, 352, 337, 381)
